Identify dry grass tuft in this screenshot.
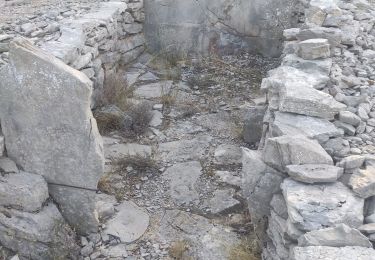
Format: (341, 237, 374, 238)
(97, 73, 134, 110)
(169, 240, 192, 260)
(228, 237, 261, 260)
(94, 109, 123, 134)
(123, 102, 153, 136)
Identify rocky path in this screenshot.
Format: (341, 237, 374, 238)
(86, 52, 279, 259)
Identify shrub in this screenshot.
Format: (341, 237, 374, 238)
(123, 102, 153, 136)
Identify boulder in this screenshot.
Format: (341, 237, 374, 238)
(0, 203, 79, 260)
(282, 178, 364, 232)
(102, 201, 149, 243)
(337, 155, 365, 172)
(0, 171, 49, 212)
(241, 148, 284, 217)
(298, 39, 331, 60)
(296, 27, 343, 47)
(263, 135, 333, 172)
(291, 246, 375, 260)
(286, 164, 343, 184)
(271, 112, 341, 143)
(0, 39, 104, 189)
(282, 54, 332, 75)
(349, 166, 375, 198)
(298, 224, 372, 248)
(339, 111, 361, 126)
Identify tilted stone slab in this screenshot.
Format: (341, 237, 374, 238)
(0, 203, 79, 260)
(291, 246, 375, 260)
(298, 224, 372, 248)
(263, 135, 333, 172)
(0, 39, 104, 189)
(282, 54, 332, 76)
(0, 171, 49, 212)
(282, 178, 364, 232)
(271, 111, 341, 143)
(286, 164, 343, 184)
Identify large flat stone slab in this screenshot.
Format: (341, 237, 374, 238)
(271, 111, 341, 143)
(298, 224, 372, 248)
(0, 39, 104, 189)
(291, 246, 375, 260)
(282, 178, 364, 232)
(263, 135, 333, 172)
(286, 164, 343, 184)
(102, 201, 149, 243)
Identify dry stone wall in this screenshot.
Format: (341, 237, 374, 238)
(0, 0, 145, 106)
(241, 0, 375, 259)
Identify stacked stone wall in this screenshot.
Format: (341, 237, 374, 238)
(241, 0, 375, 259)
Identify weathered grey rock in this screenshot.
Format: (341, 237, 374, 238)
(149, 110, 163, 127)
(0, 171, 49, 212)
(49, 185, 115, 235)
(339, 111, 362, 126)
(0, 39, 104, 189)
(334, 121, 356, 136)
(0, 203, 79, 260)
(291, 246, 375, 260)
(298, 224, 372, 248)
(286, 164, 343, 184)
(282, 54, 332, 75)
(158, 135, 212, 162)
(0, 157, 18, 173)
(162, 161, 202, 205)
(337, 155, 365, 171)
(102, 201, 149, 243)
(296, 27, 343, 47)
(215, 171, 241, 187)
(0, 135, 4, 157)
(282, 178, 364, 232)
(323, 137, 350, 158)
(270, 194, 288, 219)
(359, 223, 375, 234)
(105, 143, 152, 159)
(214, 144, 242, 165)
(263, 135, 333, 172)
(202, 189, 241, 215)
(349, 166, 375, 198)
(134, 81, 173, 99)
(243, 106, 266, 143)
(242, 148, 284, 217)
(298, 38, 330, 60)
(262, 68, 345, 119)
(101, 244, 128, 258)
(271, 112, 341, 143)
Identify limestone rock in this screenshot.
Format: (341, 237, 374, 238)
(202, 189, 241, 215)
(349, 166, 375, 198)
(0, 39, 104, 189)
(263, 135, 333, 172)
(134, 81, 173, 99)
(286, 164, 343, 184)
(270, 194, 288, 219)
(298, 224, 372, 248)
(0, 203, 79, 260)
(298, 38, 330, 60)
(242, 148, 284, 217)
(282, 54, 332, 75)
(0, 157, 19, 174)
(162, 161, 202, 205)
(337, 155, 365, 172)
(215, 171, 241, 187)
(158, 135, 212, 162)
(102, 201, 149, 243)
(49, 185, 115, 235)
(0, 171, 49, 212)
(339, 111, 361, 126)
(105, 143, 152, 160)
(282, 178, 364, 232)
(359, 223, 375, 234)
(291, 246, 375, 260)
(296, 27, 343, 47)
(214, 144, 242, 165)
(271, 112, 341, 143)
